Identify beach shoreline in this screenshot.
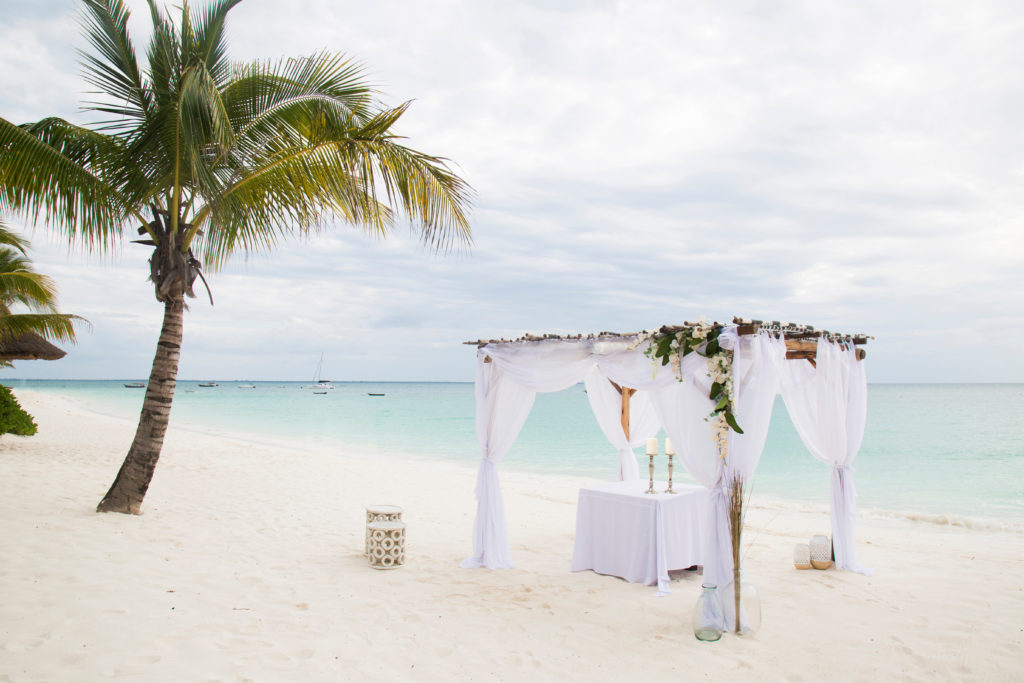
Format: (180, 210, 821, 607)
(1, 389, 1021, 681)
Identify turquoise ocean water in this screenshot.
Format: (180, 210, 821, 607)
(5, 380, 1023, 529)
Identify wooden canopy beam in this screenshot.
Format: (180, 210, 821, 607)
(784, 338, 867, 361)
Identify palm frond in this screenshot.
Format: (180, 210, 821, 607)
(0, 117, 132, 249)
(145, 0, 179, 106)
(223, 52, 374, 152)
(191, 0, 243, 85)
(0, 313, 86, 344)
(78, 0, 151, 129)
(341, 102, 472, 251)
(0, 219, 31, 255)
(179, 63, 235, 158)
(0, 252, 61, 311)
(190, 93, 472, 266)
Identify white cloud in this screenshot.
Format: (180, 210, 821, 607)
(1, 0, 1022, 382)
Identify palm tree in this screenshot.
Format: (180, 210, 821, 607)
(0, 0, 472, 514)
(0, 219, 83, 359)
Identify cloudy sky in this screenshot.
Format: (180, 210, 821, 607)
(1, 0, 1022, 383)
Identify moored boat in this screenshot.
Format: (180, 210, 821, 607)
(308, 353, 334, 391)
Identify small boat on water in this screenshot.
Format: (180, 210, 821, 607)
(367, 393, 385, 396)
(308, 353, 334, 392)
(124, 382, 145, 388)
(238, 384, 256, 389)
(198, 382, 218, 387)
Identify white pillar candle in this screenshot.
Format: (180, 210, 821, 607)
(646, 438, 658, 455)
(665, 438, 675, 455)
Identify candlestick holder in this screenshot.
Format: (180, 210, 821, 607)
(645, 451, 656, 494)
(665, 452, 675, 494)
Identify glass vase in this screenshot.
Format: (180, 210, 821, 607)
(734, 573, 762, 637)
(692, 583, 725, 642)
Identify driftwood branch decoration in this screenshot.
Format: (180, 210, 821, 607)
(464, 317, 871, 361)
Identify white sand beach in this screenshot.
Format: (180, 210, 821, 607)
(1, 389, 1022, 682)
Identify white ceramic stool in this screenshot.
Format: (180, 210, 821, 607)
(367, 520, 406, 569)
(365, 505, 403, 556)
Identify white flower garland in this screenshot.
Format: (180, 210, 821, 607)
(643, 318, 742, 464)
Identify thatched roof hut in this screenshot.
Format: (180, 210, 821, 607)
(0, 332, 66, 362)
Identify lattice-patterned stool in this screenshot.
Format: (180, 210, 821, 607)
(809, 534, 833, 570)
(367, 520, 406, 570)
(793, 543, 812, 570)
(365, 505, 403, 556)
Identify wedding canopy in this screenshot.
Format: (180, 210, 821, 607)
(461, 318, 872, 608)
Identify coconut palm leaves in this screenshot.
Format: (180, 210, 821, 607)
(0, 0, 472, 513)
(0, 220, 83, 349)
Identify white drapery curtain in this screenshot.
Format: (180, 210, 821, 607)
(646, 333, 785, 619)
(462, 340, 640, 568)
(779, 338, 872, 575)
(460, 350, 536, 569)
(462, 338, 679, 569)
(583, 367, 661, 481)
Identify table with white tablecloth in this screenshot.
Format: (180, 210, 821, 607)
(571, 480, 708, 594)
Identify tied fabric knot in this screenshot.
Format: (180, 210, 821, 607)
(833, 464, 858, 515)
(716, 325, 742, 403)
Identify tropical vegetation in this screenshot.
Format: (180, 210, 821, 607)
(0, 384, 38, 436)
(0, 0, 472, 513)
(0, 219, 82, 361)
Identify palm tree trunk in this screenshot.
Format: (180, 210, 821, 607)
(96, 294, 184, 514)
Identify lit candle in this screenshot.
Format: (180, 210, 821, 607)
(646, 438, 658, 455)
(665, 438, 675, 455)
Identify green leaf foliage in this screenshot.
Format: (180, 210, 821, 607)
(644, 322, 743, 437)
(709, 380, 724, 399)
(0, 385, 38, 436)
(724, 410, 744, 435)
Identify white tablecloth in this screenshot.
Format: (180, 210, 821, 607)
(571, 480, 708, 594)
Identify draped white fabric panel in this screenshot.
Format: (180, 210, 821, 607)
(461, 350, 536, 569)
(463, 339, 676, 569)
(779, 338, 872, 575)
(583, 367, 661, 481)
(647, 354, 728, 599)
(729, 334, 787, 484)
(713, 334, 786, 626)
(485, 340, 596, 393)
(647, 334, 785, 618)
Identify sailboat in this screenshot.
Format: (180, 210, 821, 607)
(309, 353, 334, 393)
